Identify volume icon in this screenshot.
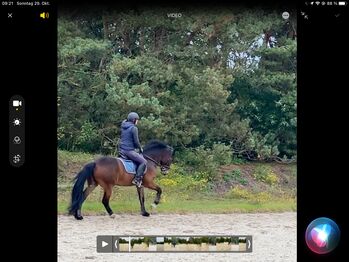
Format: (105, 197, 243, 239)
(40, 12, 49, 19)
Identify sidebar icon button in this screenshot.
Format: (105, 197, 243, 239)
(9, 95, 25, 167)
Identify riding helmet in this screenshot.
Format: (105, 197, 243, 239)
(127, 112, 140, 122)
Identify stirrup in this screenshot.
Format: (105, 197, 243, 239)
(132, 178, 143, 187)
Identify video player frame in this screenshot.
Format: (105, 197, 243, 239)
(97, 235, 252, 253)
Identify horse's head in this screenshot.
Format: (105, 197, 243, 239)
(159, 146, 174, 175)
(143, 140, 174, 175)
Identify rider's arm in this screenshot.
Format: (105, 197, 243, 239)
(131, 126, 142, 150)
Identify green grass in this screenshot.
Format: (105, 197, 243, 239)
(58, 150, 96, 163)
(58, 198, 296, 215)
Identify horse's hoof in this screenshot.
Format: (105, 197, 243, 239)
(74, 210, 83, 220)
(110, 214, 116, 219)
(151, 203, 157, 209)
(142, 212, 150, 217)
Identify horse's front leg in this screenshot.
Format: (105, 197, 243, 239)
(137, 186, 149, 217)
(144, 183, 162, 208)
(153, 185, 162, 207)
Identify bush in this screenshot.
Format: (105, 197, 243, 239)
(159, 178, 178, 187)
(76, 121, 100, 152)
(253, 192, 272, 203)
(158, 164, 208, 192)
(223, 169, 248, 185)
(177, 143, 233, 182)
(228, 186, 272, 203)
(211, 143, 233, 165)
(178, 146, 216, 170)
(169, 163, 188, 176)
(229, 186, 251, 199)
(232, 156, 247, 164)
(253, 165, 279, 185)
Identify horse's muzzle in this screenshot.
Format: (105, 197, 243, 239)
(161, 166, 169, 175)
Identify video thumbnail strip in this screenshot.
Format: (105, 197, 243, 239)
(97, 235, 252, 253)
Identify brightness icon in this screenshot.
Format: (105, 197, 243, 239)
(13, 118, 21, 126)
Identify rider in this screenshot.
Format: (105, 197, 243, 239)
(119, 112, 147, 187)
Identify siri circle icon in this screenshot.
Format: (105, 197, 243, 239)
(305, 217, 340, 254)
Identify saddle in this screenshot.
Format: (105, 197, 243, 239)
(118, 153, 137, 174)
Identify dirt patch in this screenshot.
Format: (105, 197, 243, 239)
(58, 212, 296, 262)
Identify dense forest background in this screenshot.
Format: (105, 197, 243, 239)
(58, 6, 297, 162)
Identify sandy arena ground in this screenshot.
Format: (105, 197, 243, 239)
(58, 212, 296, 262)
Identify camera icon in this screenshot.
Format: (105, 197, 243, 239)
(13, 100, 22, 107)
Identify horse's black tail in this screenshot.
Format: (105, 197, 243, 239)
(68, 162, 96, 215)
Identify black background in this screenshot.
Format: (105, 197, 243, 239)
(298, 2, 348, 261)
(1, 2, 57, 260)
(1, 0, 347, 261)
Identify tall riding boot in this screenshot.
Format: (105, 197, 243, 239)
(132, 163, 146, 187)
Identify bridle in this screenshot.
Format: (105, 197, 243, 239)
(143, 154, 170, 172)
(143, 148, 172, 174)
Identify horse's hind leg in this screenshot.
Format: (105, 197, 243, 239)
(83, 177, 97, 200)
(83, 185, 96, 201)
(75, 177, 97, 219)
(137, 186, 149, 217)
(102, 186, 114, 217)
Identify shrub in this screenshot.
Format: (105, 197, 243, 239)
(253, 165, 279, 185)
(229, 186, 251, 199)
(176, 147, 216, 180)
(224, 169, 241, 181)
(252, 192, 272, 204)
(228, 186, 272, 203)
(158, 165, 208, 192)
(177, 143, 233, 182)
(159, 178, 178, 187)
(167, 164, 186, 176)
(231, 156, 247, 164)
(223, 169, 248, 185)
(76, 121, 100, 152)
(211, 142, 233, 165)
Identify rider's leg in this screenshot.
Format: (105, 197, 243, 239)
(133, 163, 146, 187)
(123, 151, 147, 187)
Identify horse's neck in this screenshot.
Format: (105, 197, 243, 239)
(144, 151, 161, 161)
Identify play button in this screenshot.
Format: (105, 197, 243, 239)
(97, 236, 112, 253)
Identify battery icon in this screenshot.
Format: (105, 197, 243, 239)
(338, 1, 347, 5)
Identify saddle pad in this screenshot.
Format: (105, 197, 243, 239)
(117, 158, 136, 174)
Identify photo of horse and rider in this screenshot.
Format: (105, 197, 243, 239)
(68, 111, 174, 219)
(58, 5, 296, 219)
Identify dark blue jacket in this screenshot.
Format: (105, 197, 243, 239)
(119, 120, 142, 151)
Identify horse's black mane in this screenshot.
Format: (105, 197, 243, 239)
(143, 140, 170, 153)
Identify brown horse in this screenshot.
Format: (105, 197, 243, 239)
(68, 140, 174, 220)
